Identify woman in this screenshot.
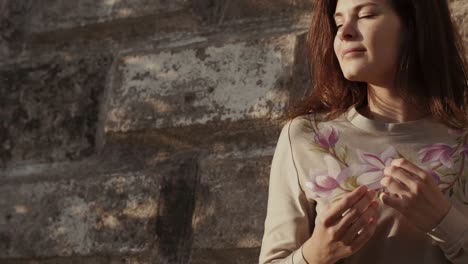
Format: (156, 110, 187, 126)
(259, 0, 468, 263)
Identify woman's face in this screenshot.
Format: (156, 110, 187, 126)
(333, 0, 403, 85)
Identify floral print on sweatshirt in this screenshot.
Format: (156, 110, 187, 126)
(305, 123, 468, 199)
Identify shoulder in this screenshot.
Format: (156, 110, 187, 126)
(283, 111, 343, 138)
(275, 113, 323, 149)
(281, 114, 315, 138)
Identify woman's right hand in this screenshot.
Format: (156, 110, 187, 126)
(302, 185, 379, 264)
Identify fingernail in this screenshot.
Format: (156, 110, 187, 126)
(379, 192, 386, 203)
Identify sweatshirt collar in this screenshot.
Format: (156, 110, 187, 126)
(346, 105, 434, 135)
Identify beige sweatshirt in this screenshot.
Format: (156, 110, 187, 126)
(259, 105, 468, 264)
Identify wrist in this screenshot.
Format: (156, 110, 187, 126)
(302, 238, 334, 264)
(437, 201, 452, 226)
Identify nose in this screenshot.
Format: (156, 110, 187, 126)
(337, 20, 358, 40)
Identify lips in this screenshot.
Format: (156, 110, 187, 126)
(342, 47, 366, 58)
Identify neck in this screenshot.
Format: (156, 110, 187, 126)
(359, 84, 430, 123)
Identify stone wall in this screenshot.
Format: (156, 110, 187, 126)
(0, 0, 466, 263)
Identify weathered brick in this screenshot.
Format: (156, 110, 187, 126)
(451, 0, 468, 49)
(101, 118, 282, 163)
(0, 0, 32, 59)
(28, 0, 190, 34)
(26, 0, 313, 35)
(0, 55, 112, 168)
(191, 154, 271, 250)
(103, 34, 298, 133)
(192, 0, 313, 25)
(2, 255, 153, 264)
(0, 172, 159, 258)
(189, 248, 260, 264)
(0, 156, 197, 263)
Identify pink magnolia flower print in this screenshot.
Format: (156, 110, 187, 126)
(460, 145, 468, 158)
(304, 122, 467, 198)
(352, 146, 398, 190)
(339, 164, 381, 191)
(305, 155, 350, 198)
(314, 125, 339, 148)
(418, 144, 454, 168)
(430, 170, 442, 185)
(356, 146, 397, 169)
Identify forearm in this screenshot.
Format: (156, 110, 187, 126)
(262, 245, 310, 264)
(427, 205, 468, 263)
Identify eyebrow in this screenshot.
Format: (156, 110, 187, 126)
(333, 3, 378, 19)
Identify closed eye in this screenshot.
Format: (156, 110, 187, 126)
(359, 14, 377, 19)
(335, 14, 377, 29)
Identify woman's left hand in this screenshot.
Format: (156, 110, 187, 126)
(380, 158, 452, 232)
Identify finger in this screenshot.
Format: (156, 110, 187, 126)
(380, 192, 408, 212)
(345, 189, 375, 216)
(349, 215, 378, 253)
(341, 201, 378, 244)
(391, 159, 435, 185)
(334, 206, 361, 238)
(323, 185, 368, 227)
(383, 165, 416, 191)
(385, 166, 428, 196)
(334, 191, 375, 238)
(380, 176, 411, 198)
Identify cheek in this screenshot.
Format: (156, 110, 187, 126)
(370, 23, 402, 62)
(333, 38, 341, 63)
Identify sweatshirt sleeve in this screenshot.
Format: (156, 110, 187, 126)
(258, 120, 316, 264)
(427, 177, 468, 263)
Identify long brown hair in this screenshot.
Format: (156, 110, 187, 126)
(288, 0, 468, 130)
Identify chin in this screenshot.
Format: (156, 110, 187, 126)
(342, 71, 364, 82)
(341, 66, 368, 82)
